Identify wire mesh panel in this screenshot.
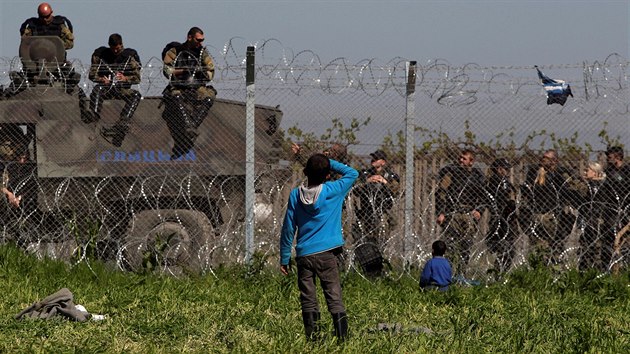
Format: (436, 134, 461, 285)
(1, 37, 628, 279)
(245, 47, 629, 279)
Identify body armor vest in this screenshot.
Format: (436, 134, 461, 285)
(173, 44, 207, 86)
(93, 47, 141, 76)
(20, 16, 72, 37)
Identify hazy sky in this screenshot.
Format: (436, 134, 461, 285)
(0, 0, 628, 67)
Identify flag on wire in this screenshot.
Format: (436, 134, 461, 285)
(535, 66, 573, 106)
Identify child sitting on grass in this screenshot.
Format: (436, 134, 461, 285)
(420, 240, 452, 291)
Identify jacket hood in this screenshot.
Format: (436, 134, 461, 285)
(298, 184, 322, 214)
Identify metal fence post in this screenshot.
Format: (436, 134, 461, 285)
(404, 61, 417, 267)
(245, 46, 256, 264)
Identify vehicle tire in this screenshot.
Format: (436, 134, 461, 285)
(121, 209, 213, 275)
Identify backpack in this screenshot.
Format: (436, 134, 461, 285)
(162, 41, 181, 61)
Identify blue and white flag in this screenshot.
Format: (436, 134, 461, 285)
(535, 66, 573, 106)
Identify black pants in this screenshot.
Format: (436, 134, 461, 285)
(526, 210, 575, 262)
(486, 214, 518, 272)
(440, 211, 479, 271)
(297, 250, 345, 314)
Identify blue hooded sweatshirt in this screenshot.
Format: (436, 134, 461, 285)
(420, 256, 452, 291)
(280, 159, 358, 265)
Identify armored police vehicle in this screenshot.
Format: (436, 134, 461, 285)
(0, 36, 284, 272)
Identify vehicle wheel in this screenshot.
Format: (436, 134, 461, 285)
(121, 209, 213, 275)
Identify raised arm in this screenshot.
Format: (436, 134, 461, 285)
(326, 159, 359, 195)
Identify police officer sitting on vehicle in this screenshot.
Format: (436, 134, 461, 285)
(84, 33, 142, 147)
(16, 3, 80, 93)
(20, 3, 74, 52)
(162, 26, 217, 154)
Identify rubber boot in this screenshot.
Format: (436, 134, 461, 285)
(100, 124, 129, 147)
(332, 312, 348, 341)
(302, 312, 321, 341)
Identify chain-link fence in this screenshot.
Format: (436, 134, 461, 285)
(0, 36, 628, 279)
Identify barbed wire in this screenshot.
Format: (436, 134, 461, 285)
(0, 39, 629, 280)
(1, 38, 627, 100)
(2, 163, 628, 280)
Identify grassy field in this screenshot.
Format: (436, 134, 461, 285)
(1, 244, 629, 353)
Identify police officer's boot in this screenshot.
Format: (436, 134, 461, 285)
(332, 312, 348, 341)
(302, 312, 321, 341)
(100, 91, 141, 147)
(100, 124, 129, 148)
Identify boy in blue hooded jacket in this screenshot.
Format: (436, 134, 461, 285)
(280, 153, 358, 341)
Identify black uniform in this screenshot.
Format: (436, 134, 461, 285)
(351, 166, 399, 276)
(86, 46, 142, 147)
(353, 166, 399, 240)
(9, 15, 79, 95)
(485, 173, 517, 272)
(19, 15, 74, 49)
(521, 165, 577, 263)
(435, 164, 487, 269)
(600, 163, 630, 268)
(574, 179, 606, 270)
(162, 42, 216, 159)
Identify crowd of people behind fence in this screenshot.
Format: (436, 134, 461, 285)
(434, 146, 629, 274)
(437, 146, 630, 274)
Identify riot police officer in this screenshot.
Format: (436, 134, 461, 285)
(352, 149, 399, 276)
(20, 3, 74, 52)
(10, 3, 79, 95)
(601, 146, 630, 269)
(435, 149, 487, 272)
(85, 33, 142, 147)
(485, 158, 517, 272)
(162, 27, 217, 159)
(521, 149, 578, 264)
